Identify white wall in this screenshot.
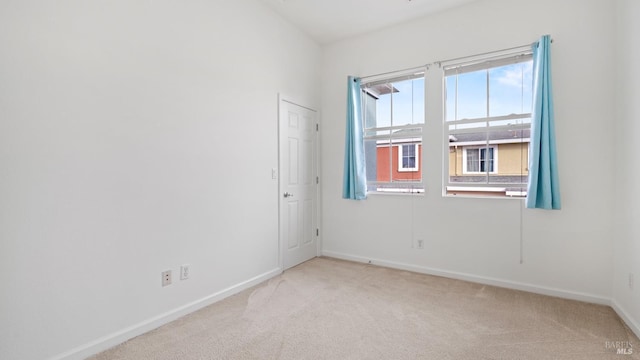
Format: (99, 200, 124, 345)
(0, 1, 320, 359)
(613, 0, 640, 335)
(321, 0, 616, 303)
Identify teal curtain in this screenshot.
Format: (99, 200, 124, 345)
(526, 35, 561, 210)
(342, 76, 367, 200)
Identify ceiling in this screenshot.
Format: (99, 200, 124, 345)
(258, 0, 480, 44)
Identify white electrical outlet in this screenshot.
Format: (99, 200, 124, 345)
(162, 270, 172, 287)
(629, 273, 634, 290)
(180, 265, 190, 280)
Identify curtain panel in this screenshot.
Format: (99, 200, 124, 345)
(342, 76, 367, 200)
(526, 35, 561, 210)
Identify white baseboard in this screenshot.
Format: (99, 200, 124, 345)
(611, 300, 640, 340)
(322, 250, 611, 306)
(49, 267, 283, 360)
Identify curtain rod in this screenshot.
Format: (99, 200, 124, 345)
(358, 38, 553, 82)
(434, 41, 545, 68)
(358, 65, 428, 83)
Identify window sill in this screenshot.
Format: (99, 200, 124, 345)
(367, 190, 425, 197)
(444, 186, 526, 199)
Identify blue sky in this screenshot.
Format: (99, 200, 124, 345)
(373, 77, 424, 127)
(369, 61, 533, 128)
(446, 61, 533, 121)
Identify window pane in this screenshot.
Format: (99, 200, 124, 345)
(489, 62, 533, 117)
(405, 144, 415, 157)
(479, 147, 494, 173)
(364, 138, 379, 186)
(445, 76, 457, 122)
(375, 86, 391, 128)
(392, 78, 424, 126)
(449, 121, 487, 133)
(467, 149, 480, 172)
(361, 73, 424, 194)
(456, 70, 487, 120)
(393, 141, 421, 182)
(365, 129, 391, 138)
(485, 140, 528, 186)
(488, 117, 530, 129)
(363, 92, 378, 129)
(412, 78, 425, 124)
(402, 144, 416, 168)
(449, 130, 489, 144)
(445, 54, 532, 198)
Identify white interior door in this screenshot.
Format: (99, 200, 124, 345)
(279, 98, 318, 270)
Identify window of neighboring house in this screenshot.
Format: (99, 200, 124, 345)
(463, 146, 496, 174)
(362, 70, 425, 194)
(444, 53, 532, 198)
(398, 143, 419, 172)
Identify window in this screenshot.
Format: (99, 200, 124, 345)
(399, 144, 419, 172)
(463, 147, 496, 174)
(362, 71, 424, 194)
(444, 53, 533, 197)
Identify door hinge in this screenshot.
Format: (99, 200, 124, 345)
(316, 123, 319, 131)
(316, 176, 319, 184)
(316, 228, 319, 236)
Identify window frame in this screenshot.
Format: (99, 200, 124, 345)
(443, 52, 533, 198)
(462, 146, 497, 174)
(398, 143, 420, 172)
(361, 69, 426, 195)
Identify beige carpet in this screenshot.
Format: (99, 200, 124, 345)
(91, 257, 639, 359)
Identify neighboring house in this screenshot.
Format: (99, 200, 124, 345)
(367, 130, 530, 196)
(374, 136, 422, 183)
(362, 77, 425, 193)
(370, 129, 529, 197)
(369, 140, 422, 193)
(366, 126, 423, 193)
(448, 129, 530, 197)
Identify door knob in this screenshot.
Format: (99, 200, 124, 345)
(283, 192, 293, 198)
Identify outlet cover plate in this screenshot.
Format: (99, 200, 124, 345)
(162, 270, 172, 287)
(180, 265, 190, 280)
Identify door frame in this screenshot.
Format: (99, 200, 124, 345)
(277, 94, 321, 271)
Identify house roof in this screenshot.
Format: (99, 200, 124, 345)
(449, 129, 530, 144)
(371, 128, 529, 145)
(392, 127, 422, 135)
